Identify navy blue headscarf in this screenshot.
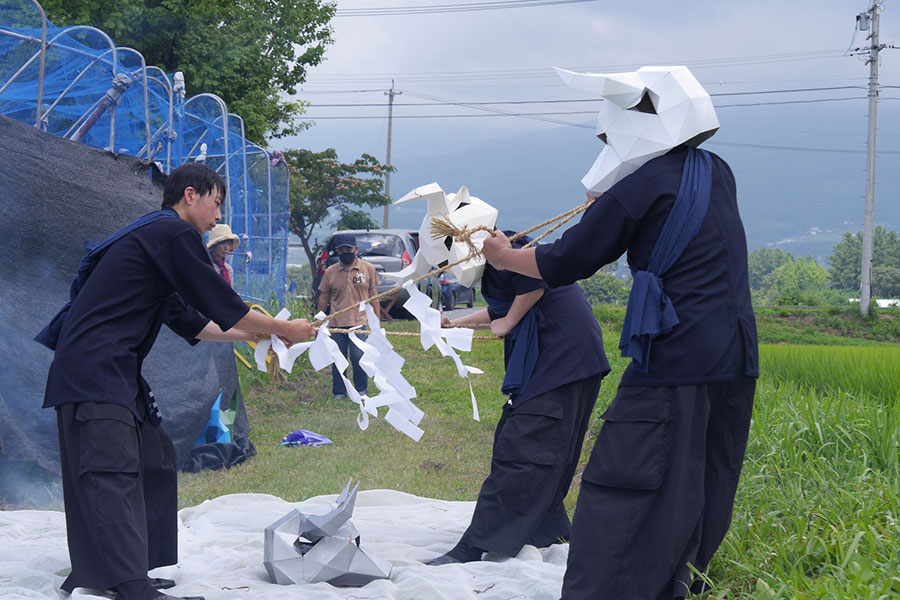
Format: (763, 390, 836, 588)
(482, 233, 540, 401)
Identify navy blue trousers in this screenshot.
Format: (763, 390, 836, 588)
(460, 374, 603, 557)
(57, 401, 178, 592)
(330, 331, 369, 396)
(561, 375, 756, 600)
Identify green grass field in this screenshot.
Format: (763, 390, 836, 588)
(178, 306, 900, 598)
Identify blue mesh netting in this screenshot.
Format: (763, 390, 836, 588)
(0, 0, 289, 305)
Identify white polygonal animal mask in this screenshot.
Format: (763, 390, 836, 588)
(263, 480, 392, 587)
(555, 65, 719, 196)
(386, 183, 498, 288)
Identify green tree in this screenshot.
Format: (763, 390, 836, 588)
(873, 227, 900, 269)
(827, 226, 900, 293)
(748, 247, 793, 291)
(873, 265, 900, 299)
(578, 264, 631, 305)
(763, 256, 830, 305)
(828, 231, 861, 291)
(286, 148, 392, 276)
(333, 208, 380, 232)
(41, 0, 335, 143)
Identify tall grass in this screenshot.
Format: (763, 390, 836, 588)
(760, 345, 900, 403)
(709, 376, 900, 598)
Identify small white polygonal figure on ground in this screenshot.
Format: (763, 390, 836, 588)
(555, 65, 719, 196)
(263, 479, 392, 586)
(387, 183, 498, 288)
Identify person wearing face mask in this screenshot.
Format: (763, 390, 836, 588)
(317, 234, 376, 400)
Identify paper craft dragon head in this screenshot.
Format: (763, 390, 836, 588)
(387, 183, 498, 288)
(555, 65, 719, 196)
(263, 479, 392, 586)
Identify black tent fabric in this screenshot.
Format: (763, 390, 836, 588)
(0, 114, 255, 506)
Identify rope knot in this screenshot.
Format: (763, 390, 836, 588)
(430, 215, 494, 256)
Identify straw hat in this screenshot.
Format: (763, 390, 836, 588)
(207, 224, 240, 249)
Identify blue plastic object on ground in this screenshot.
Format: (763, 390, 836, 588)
(279, 430, 333, 447)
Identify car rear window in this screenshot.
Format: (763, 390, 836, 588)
(351, 234, 405, 258)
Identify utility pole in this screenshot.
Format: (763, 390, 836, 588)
(859, 1, 884, 316)
(383, 80, 401, 228)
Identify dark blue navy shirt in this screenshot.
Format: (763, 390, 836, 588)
(535, 148, 758, 387)
(482, 259, 610, 405)
(43, 216, 250, 416)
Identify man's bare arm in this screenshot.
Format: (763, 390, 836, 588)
(442, 308, 491, 329)
(196, 321, 259, 342)
(490, 288, 543, 338)
(231, 310, 315, 343)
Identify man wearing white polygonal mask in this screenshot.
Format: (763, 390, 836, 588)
(482, 66, 758, 599)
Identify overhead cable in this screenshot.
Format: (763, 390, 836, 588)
(302, 86, 870, 108)
(336, 0, 600, 17)
(302, 50, 846, 84)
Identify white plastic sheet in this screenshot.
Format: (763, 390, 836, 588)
(0, 491, 570, 600)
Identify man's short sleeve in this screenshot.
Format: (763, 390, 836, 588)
(510, 271, 547, 297)
(153, 229, 249, 330)
(318, 269, 332, 294)
(164, 293, 209, 345)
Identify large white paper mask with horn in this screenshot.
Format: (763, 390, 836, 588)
(555, 65, 719, 196)
(263, 479, 392, 586)
(385, 183, 498, 288)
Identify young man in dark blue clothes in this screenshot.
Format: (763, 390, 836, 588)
(39, 163, 315, 600)
(483, 146, 758, 599)
(428, 232, 610, 566)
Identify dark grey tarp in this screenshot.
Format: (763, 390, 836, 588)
(0, 114, 255, 507)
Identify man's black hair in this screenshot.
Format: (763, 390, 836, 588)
(161, 162, 227, 209)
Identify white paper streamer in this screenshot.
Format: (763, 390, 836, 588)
(401, 281, 481, 421)
(250, 295, 482, 436)
(250, 306, 442, 440)
(348, 308, 425, 441)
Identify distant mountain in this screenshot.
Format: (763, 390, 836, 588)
(384, 101, 900, 266)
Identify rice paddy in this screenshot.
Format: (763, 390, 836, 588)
(760, 344, 900, 403)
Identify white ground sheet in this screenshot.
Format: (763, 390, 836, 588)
(0, 490, 569, 599)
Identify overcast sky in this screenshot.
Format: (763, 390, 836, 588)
(276, 0, 900, 161)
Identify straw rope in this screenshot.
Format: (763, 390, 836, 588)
(327, 326, 498, 340)
(312, 200, 592, 327)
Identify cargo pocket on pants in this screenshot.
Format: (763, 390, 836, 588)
(494, 398, 564, 466)
(75, 402, 141, 476)
(582, 386, 673, 490)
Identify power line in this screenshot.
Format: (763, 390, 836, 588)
(707, 140, 900, 154)
(335, 0, 600, 17)
(302, 98, 879, 119)
(301, 49, 847, 84)
(301, 86, 870, 108)
(305, 111, 596, 119)
(715, 97, 865, 108)
(301, 94, 880, 118)
(299, 89, 389, 94)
